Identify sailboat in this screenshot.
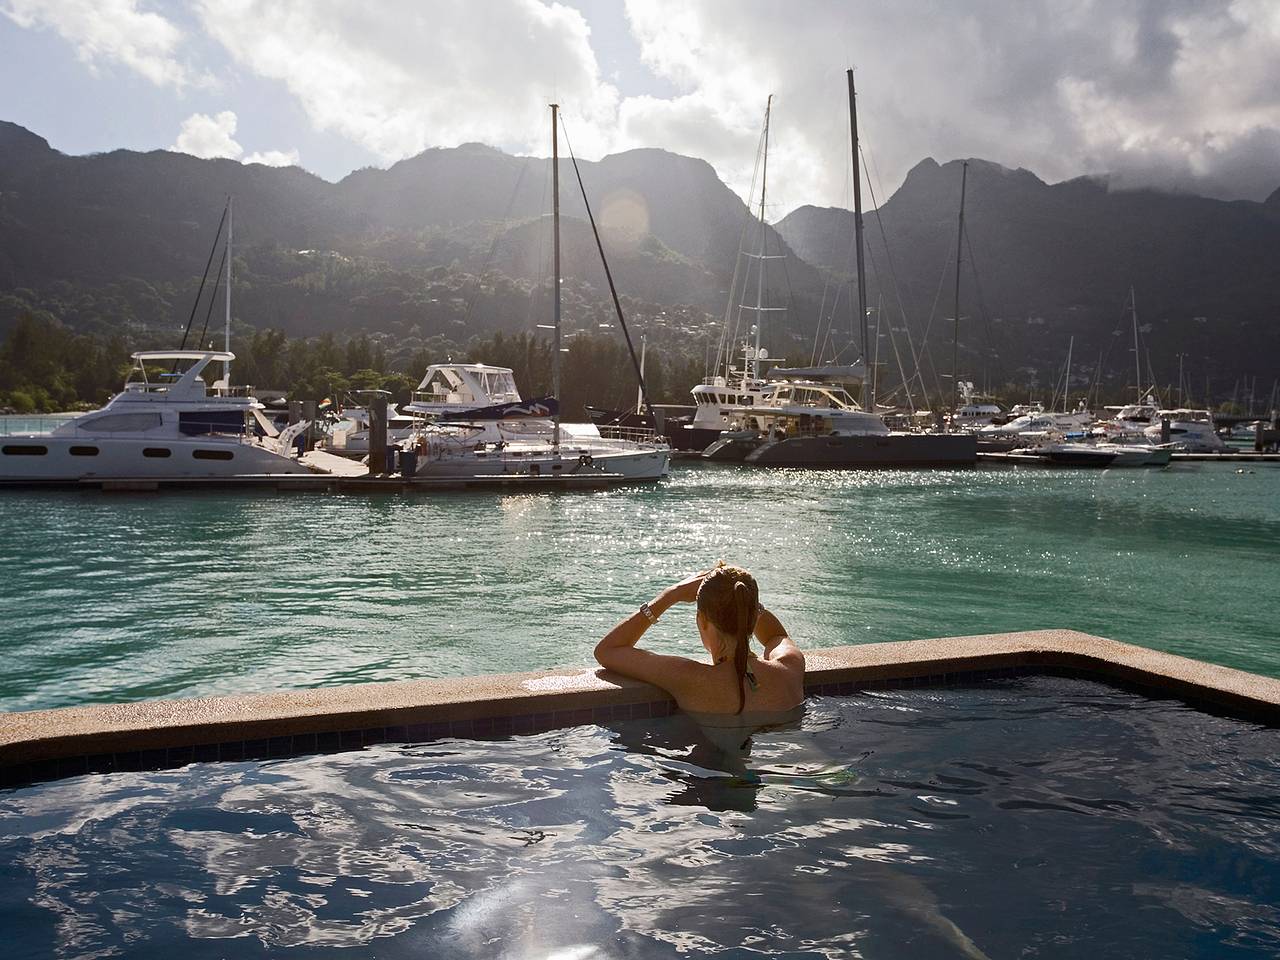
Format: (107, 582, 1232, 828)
(738, 71, 976, 467)
(400, 104, 671, 482)
(0, 200, 340, 484)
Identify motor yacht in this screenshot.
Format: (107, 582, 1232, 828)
(1142, 409, 1231, 453)
(326, 403, 418, 458)
(403, 361, 670, 480)
(0, 351, 321, 483)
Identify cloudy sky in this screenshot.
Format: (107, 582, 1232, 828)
(2, 0, 1278, 215)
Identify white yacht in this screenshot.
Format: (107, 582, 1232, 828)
(950, 382, 1004, 430)
(978, 402, 1093, 439)
(1143, 409, 1230, 453)
(403, 361, 670, 480)
(0, 351, 320, 483)
(325, 403, 418, 457)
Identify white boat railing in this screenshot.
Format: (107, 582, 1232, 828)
(595, 424, 664, 444)
(0, 415, 79, 436)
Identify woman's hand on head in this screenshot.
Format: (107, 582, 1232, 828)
(666, 568, 711, 605)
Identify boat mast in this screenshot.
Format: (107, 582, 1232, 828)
(551, 104, 562, 450)
(635, 333, 646, 414)
(951, 161, 967, 416)
(847, 69, 870, 412)
(1063, 335, 1074, 412)
(223, 195, 233, 392)
(750, 96, 772, 389)
(1130, 285, 1141, 402)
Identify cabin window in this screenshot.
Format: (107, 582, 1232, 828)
(69, 446, 99, 457)
(79, 413, 163, 432)
(142, 447, 172, 458)
(193, 449, 234, 461)
(2, 444, 47, 456)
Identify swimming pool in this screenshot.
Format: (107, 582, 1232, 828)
(2, 675, 1278, 958)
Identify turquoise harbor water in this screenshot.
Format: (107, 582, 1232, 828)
(0, 460, 1277, 712)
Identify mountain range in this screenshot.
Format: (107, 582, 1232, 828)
(1, 119, 1276, 399)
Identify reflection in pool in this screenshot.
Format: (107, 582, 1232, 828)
(2, 676, 1278, 958)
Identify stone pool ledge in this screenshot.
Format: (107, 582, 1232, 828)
(2, 629, 1278, 787)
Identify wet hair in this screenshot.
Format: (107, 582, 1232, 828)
(696, 563, 759, 714)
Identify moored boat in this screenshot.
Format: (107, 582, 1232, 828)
(0, 351, 320, 483)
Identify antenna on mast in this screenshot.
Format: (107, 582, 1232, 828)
(847, 68, 870, 412)
(222, 195, 233, 393)
(550, 104, 562, 450)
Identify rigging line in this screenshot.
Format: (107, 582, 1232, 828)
(810, 274, 832, 366)
(461, 160, 529, 330)
(861, 234, 914, 410)
(716, 113, 768, 380)
(859, 145, 921, 409)
(560, 120, 656, 422)
(195, 245, 228, 352)
(177, 200, 229, 356)
(913, 245, 953, 408)
(961, 221, 997, 385)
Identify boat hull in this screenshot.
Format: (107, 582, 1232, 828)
(414, 446, 670, 481)
(743, 433, 977, 467)
(701, 433, 763, 462)
(0, 435, 313, 482)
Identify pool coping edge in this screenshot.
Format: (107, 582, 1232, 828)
(3, 629, 1278, 785)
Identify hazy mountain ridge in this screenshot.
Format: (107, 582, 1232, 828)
(777, 156, 1280, 389)
(1, 121, 1276, 392)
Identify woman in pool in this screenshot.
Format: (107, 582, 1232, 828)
(594, 563, 804, 717)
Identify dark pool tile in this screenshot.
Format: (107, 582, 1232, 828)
(490, 716, 513, 736)
(27, 759, 60, 783)
(166, 746, 194, 767)
(86, 754, 115, 775)
(532, 712, 555, 731)
(192, 743, 219, 764)
(339, 730, 363, 751)
(403, 723, 431, 741)
(243, 739, 271, 760)
(471, 717, 494, 736)
(268, 736, 293, 758)
(315, 732, 341, 753)
(53, 756, 87, 779)
(218, 741, 244, 762)
(362, 727, 387, 745)
(1, 764, 33, 788)
(292, 733, 317, 755)
(512, 714, 535, 734)
(448, 719, 474, 738)
(383, 725, 408, 742)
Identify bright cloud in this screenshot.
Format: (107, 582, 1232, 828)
(172, 110, 242, 159)
(244, 148, 300, 167)
(1, 0, 196, 87)
(7, 0, 1280, 207)
(195, 0, 619, 164)
(171, 110, 300, 168)
(617, 0, 1280, 208)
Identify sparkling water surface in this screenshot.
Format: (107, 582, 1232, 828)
(2, 677, 1277, 959)
(0, 460, 1277, 712)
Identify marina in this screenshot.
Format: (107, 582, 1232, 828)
(3, 6, 1280, 956)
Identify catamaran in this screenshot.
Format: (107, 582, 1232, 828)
(393, 106, 670, 482)
(0, 350, 323, 483)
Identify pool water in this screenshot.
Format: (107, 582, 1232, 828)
(2, 676, 1278, 958)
